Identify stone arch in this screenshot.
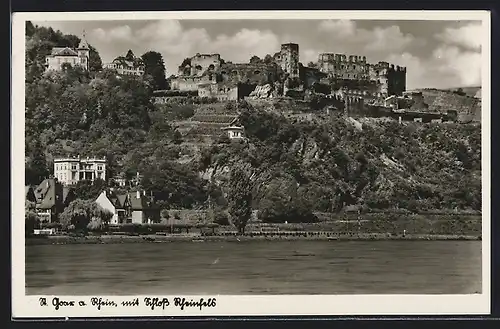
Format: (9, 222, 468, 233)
(208, 64, 215, 70)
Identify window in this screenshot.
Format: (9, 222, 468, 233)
(98, 166, 103, 171)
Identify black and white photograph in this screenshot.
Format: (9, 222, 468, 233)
(11, 11, 490, 317)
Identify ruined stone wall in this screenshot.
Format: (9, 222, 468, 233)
(198, 83, 239, 101)
(301, 66, 328, 89)
(170, 74, 217, 92)
(186, 53, 222, 77)
(218, 63, 278, 85)
(318, 53, 369, 80)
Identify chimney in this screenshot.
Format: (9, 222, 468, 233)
(143, 190, 146, 196)
(136, 190, 140, 199)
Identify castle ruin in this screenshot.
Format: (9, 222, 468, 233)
(168, 42, 407, 103)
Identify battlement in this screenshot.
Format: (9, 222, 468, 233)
(281, 43, 299, 51)
(193, 53, 221, 60)
(319, 53, 367, 63)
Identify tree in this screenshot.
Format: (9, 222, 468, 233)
(89, 45, 103, 72)
(263, 54, 274, 65)
(25, 138, 49, 185)
(172, 130, 183, 144)
(73, 179, 108, 200)
(454, 88, 466, 96)
(25, 200, 39, 236)
(249, 55, 262, 65)
(26, 21, 36, 37)
(141, 51, 168, 90)
(60, 199, 112, 231)
(227, 167, 253, 234)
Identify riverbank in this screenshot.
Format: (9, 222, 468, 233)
(25, 232, 481, 245)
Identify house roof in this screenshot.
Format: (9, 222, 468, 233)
(50, 47, 78, 57)
(129, 194, 149, 210)
(128, 191, 158, 210)
(111, 56, 144, 69)
(78, 38, 89, 49)
(103, 190, 129, 209)
(117, 194, 128, 207)
(222, 125, 244, 131)
(62, 187, 74, 203)
(35, 178, 62, 210)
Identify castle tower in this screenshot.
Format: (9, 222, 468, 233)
(77, 30, 90, 71)
(280, 43, 300, 79)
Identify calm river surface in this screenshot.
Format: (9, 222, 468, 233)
(25, 240, 481, 295)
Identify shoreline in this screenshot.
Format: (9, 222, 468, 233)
(25, 233, 481, 245)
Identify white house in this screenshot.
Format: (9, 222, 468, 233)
(45, 33, 90, 72)
(54, 156, 106, 186)
(95, 190, 130, 225)
(221, 125, 245, 139)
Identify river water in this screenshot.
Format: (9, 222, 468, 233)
(25, 240, 481, 295)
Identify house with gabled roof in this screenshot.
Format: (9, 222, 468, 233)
(95, 189, 131, 225)
(128, 190, 161, 224)
(95, 189, 160, 225)
(221, 117, 245, 140)
(33, 178, 76, 223)
(44, 32, 90, 72)
(103, 50, 145, 76)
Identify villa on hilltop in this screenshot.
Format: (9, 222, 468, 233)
(103, 49, 145, 76)
(44, 32, 90, 72)
(53, 156, 107, 186)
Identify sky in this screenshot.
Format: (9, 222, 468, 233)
(33, 19, 483, 90)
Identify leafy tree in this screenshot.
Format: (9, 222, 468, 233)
(26, 21, 36, 37)
(59, 199, 112, 231)
(141, 51, 168, 90)
(25, 200, 39, 236)
(249, 55, 262, 65)
(73, 179, 108, 200)
(25, 139, 49, 185)
(227, 167, 253, 234)
(263, 54, 274, 65)
(89, 45, 103, 72)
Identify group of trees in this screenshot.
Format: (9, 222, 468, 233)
(59, 199, 114, 232)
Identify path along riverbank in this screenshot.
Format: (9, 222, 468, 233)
(26, 232, 481, 245)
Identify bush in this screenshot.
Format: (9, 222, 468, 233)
(213, 211, 230, 225)
(172, 105, 195, 119)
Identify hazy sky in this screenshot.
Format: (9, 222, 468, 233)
(33, 19, 482, 89)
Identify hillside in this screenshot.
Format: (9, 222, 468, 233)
(24, 24, 482, 222)
(443, 86, 481, 98)
(198, 102, 481, 221)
